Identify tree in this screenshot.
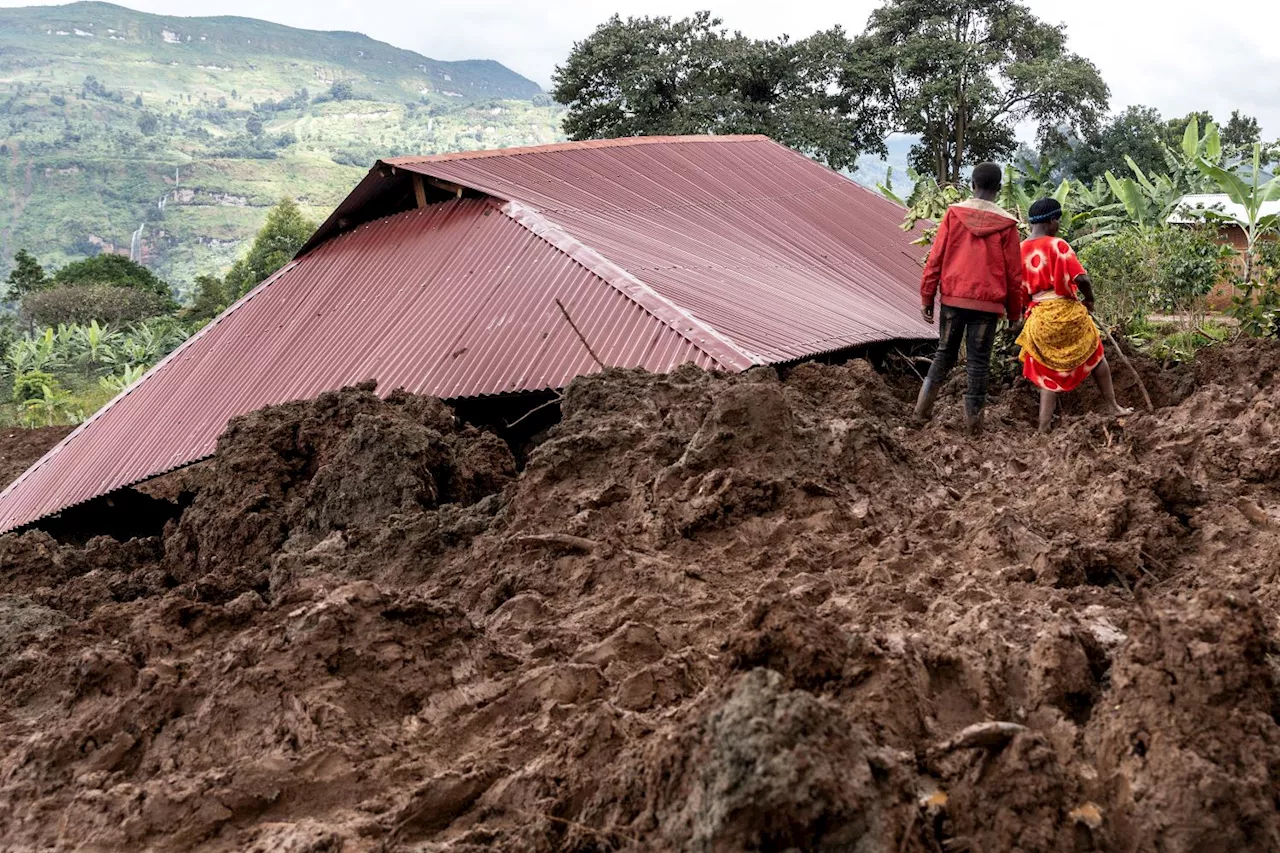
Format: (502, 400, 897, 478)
(850, 0, 1109, 183)
(138, 113, 159, 136)
(1161, 111, 1215, 151)
(245, 114, 264, 136)
(5, 249, 48, 300)
(184, 274, 231, 323)
(21, 284, 171, 327)
(224, 198, 316, 298)
(329, 80, 355, 102)
(1222, 110, 1262, 154)
(1061, 106, 1167, 184)
(54, 253, 171, 298)
(551, 12, 881, 170)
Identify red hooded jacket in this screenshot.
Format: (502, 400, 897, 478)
(920, 199, 1023, 318)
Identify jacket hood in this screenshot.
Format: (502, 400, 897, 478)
(950, 198, 1019, 237)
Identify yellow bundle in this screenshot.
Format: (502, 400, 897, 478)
(1016, 299, 1100, 373)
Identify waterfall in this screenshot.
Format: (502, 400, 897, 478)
(130, 223, 145, 262)
(158, 193, 167, 212)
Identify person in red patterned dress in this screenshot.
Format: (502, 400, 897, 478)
(1015, 198, 1132, 432)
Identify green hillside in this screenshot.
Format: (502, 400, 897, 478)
(0, 1, 564, 294)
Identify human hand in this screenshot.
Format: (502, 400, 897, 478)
(1083, 298, 1095, 314)
(921, 305, 935, 324)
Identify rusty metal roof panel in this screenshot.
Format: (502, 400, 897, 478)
(0, 135, 931, 534)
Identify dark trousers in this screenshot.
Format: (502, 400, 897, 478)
(925, 305, 999, 412)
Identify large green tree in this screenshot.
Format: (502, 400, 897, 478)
(551, 12, 883, 170)
(1222, 110, 1262, 155)
(1061, 106, 1167, 184)
(850, 0, 1109, 183)
(224, 198, 316, 298)
(4, 249, 48, 300)
(53, 253, 171, 298)
(1161, 111, 1216, 151)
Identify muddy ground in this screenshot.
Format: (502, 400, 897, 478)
(1, 342, 1279, 852)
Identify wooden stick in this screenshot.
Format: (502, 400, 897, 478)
(1100, 325, 1154, 412)
(505, 393, 562, 429)
(555, 298, 608, 370)
(515, 533, 598, 553)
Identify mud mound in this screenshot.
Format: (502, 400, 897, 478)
(3, 343, 1280, 851)
(0, 424, 72, 487)
(164, 383, 515, 580)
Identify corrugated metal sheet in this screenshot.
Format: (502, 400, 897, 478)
(390, 136, 933, 362)
(0, 135, 931, 534)
(0, 198, 719, 533)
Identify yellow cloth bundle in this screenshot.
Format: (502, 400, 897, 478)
(1016, 299, 1100, 373)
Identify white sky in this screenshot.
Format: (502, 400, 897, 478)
(3, 0, 1277, 137)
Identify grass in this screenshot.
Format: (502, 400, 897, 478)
(1124, 315, 1234, 363)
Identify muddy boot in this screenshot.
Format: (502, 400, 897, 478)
(913, 379, 940, 423)
(964, 399, 984, 436)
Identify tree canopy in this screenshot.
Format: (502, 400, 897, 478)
(848, 0, 1109, 183)
(1222, 110, 1262, 154)
(224, 198, 316, 299)
(551, 12, 883, 171)
(1060, 106, 1167, 184)
(53, 253, 171, 298)
(4, 250, 47, 301)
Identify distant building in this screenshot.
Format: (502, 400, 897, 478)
(1168, 193, 1280, 308)
(0, 135, 933, 534)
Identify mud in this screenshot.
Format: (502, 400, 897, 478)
(2, 343, 1280, 852)
(0, 424, 72, 487)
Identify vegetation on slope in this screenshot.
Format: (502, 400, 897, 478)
(0, 2, 563, 291)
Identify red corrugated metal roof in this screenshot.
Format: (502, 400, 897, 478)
(0, 135, 930, 534)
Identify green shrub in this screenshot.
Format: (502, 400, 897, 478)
(1080, 230, 1156, 327)
(1230, 238, 1280, 336)
(12, 370, 56, 403)
(21, 284, 172, 327)
(1081, 226, 1233, 326)
(53, 253, 171, 297)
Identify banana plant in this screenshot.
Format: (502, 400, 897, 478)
(99, 363, 150, 395)
(1067, 178, 1126, 247)
(74, 320, 122, 369)
(1000, 164, 1071, 232)
(20, 382, 82, 427)
(1196, 142, 1280, 285)
(7, 328, 63, 374)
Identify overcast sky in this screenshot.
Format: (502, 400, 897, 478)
(4, 0, 1278, 137)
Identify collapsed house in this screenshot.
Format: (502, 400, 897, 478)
(0, 134, 931, 534)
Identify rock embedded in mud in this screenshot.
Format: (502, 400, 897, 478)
(663, 669, 891, 852)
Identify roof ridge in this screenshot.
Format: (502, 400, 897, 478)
(386, 134, 772, 166)
(497, 199, 760, 372)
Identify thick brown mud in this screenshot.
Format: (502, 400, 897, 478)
(1, 342, 1279, 852)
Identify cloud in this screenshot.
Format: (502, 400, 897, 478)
(1, 0, 1276, 136)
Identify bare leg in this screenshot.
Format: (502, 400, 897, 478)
(1038, 388, 1057, 434)
(1091, 358, 1135, 417)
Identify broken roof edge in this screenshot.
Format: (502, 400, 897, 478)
(0, 260, 301, 535)
(497, 199, 760, 372)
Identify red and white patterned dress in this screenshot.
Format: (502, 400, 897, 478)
(1018, 237, 1104, 393)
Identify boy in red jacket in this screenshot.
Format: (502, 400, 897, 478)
(914, 162, 1023, 434)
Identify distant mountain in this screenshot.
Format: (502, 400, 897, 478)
(851, 135, 917, 195)
(0, 2, 560, 291)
